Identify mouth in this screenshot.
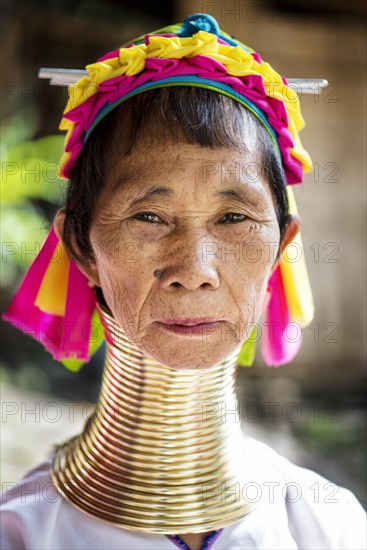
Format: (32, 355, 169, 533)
(157, 319, 223, 336)
(159, 318, 222, 326)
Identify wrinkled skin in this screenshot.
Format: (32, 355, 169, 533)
(55, 137, 299, 370)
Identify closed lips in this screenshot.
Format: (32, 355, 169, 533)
(159, 319, 221, 326)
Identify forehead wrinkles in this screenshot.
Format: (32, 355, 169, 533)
(97, 140, 274, 219)
(107, 146, 262, 193)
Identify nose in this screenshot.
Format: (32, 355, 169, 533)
(158, 228, 220, 291)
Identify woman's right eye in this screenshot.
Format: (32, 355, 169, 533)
(134, 212, 162, 224)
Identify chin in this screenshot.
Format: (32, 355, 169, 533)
(140, 338, 238, 371)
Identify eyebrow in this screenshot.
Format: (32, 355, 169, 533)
(128, 186, 175, 207)
(123, 184, 264, 210)
(214, 186, 262, 207)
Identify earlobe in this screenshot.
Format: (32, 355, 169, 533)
(270, 215, 301, 276)
(53, 207, 66, 244)
(279, 214, 301, 256)
(53, 208, 101, 288)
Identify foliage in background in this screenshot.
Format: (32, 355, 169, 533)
(1, 110, 67, 288)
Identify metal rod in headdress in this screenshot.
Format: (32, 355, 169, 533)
(38, 68, 328, 94)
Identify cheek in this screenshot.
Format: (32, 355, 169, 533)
(225, 226, 278, 316)
(95, 247, 154, 327)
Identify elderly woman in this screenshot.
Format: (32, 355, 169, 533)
(1, 13, 366, 550)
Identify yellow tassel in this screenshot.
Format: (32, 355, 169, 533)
(35, 240, 70, 316)
(280, 187, 314, 327)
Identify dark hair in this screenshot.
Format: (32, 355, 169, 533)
(62, 87, 290, 265)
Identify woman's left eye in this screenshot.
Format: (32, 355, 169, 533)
(133, 212, 248, 225)
(218, 213, 248, 224)
(134, 212, 162, 224)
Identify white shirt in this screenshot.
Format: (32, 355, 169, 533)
(1, 435, 366, 550)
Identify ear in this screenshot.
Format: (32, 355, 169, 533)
(53, 207, 101, 288)
(270, 214, 301, 275)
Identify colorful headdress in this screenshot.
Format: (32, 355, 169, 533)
(3, 13, 326, 370)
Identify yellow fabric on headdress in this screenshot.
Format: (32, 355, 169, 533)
(57, 30, 313, 180)
(280, 187, 314, 327)
(35, 240, 70, 316)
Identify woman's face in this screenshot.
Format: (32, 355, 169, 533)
(61, 135, 293, 370)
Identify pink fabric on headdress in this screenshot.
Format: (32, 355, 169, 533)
(3, 226, 95, 361)
(261, 264, 302, 366)
(61, 55, 303, 183)
(98, 49, 121, 62)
